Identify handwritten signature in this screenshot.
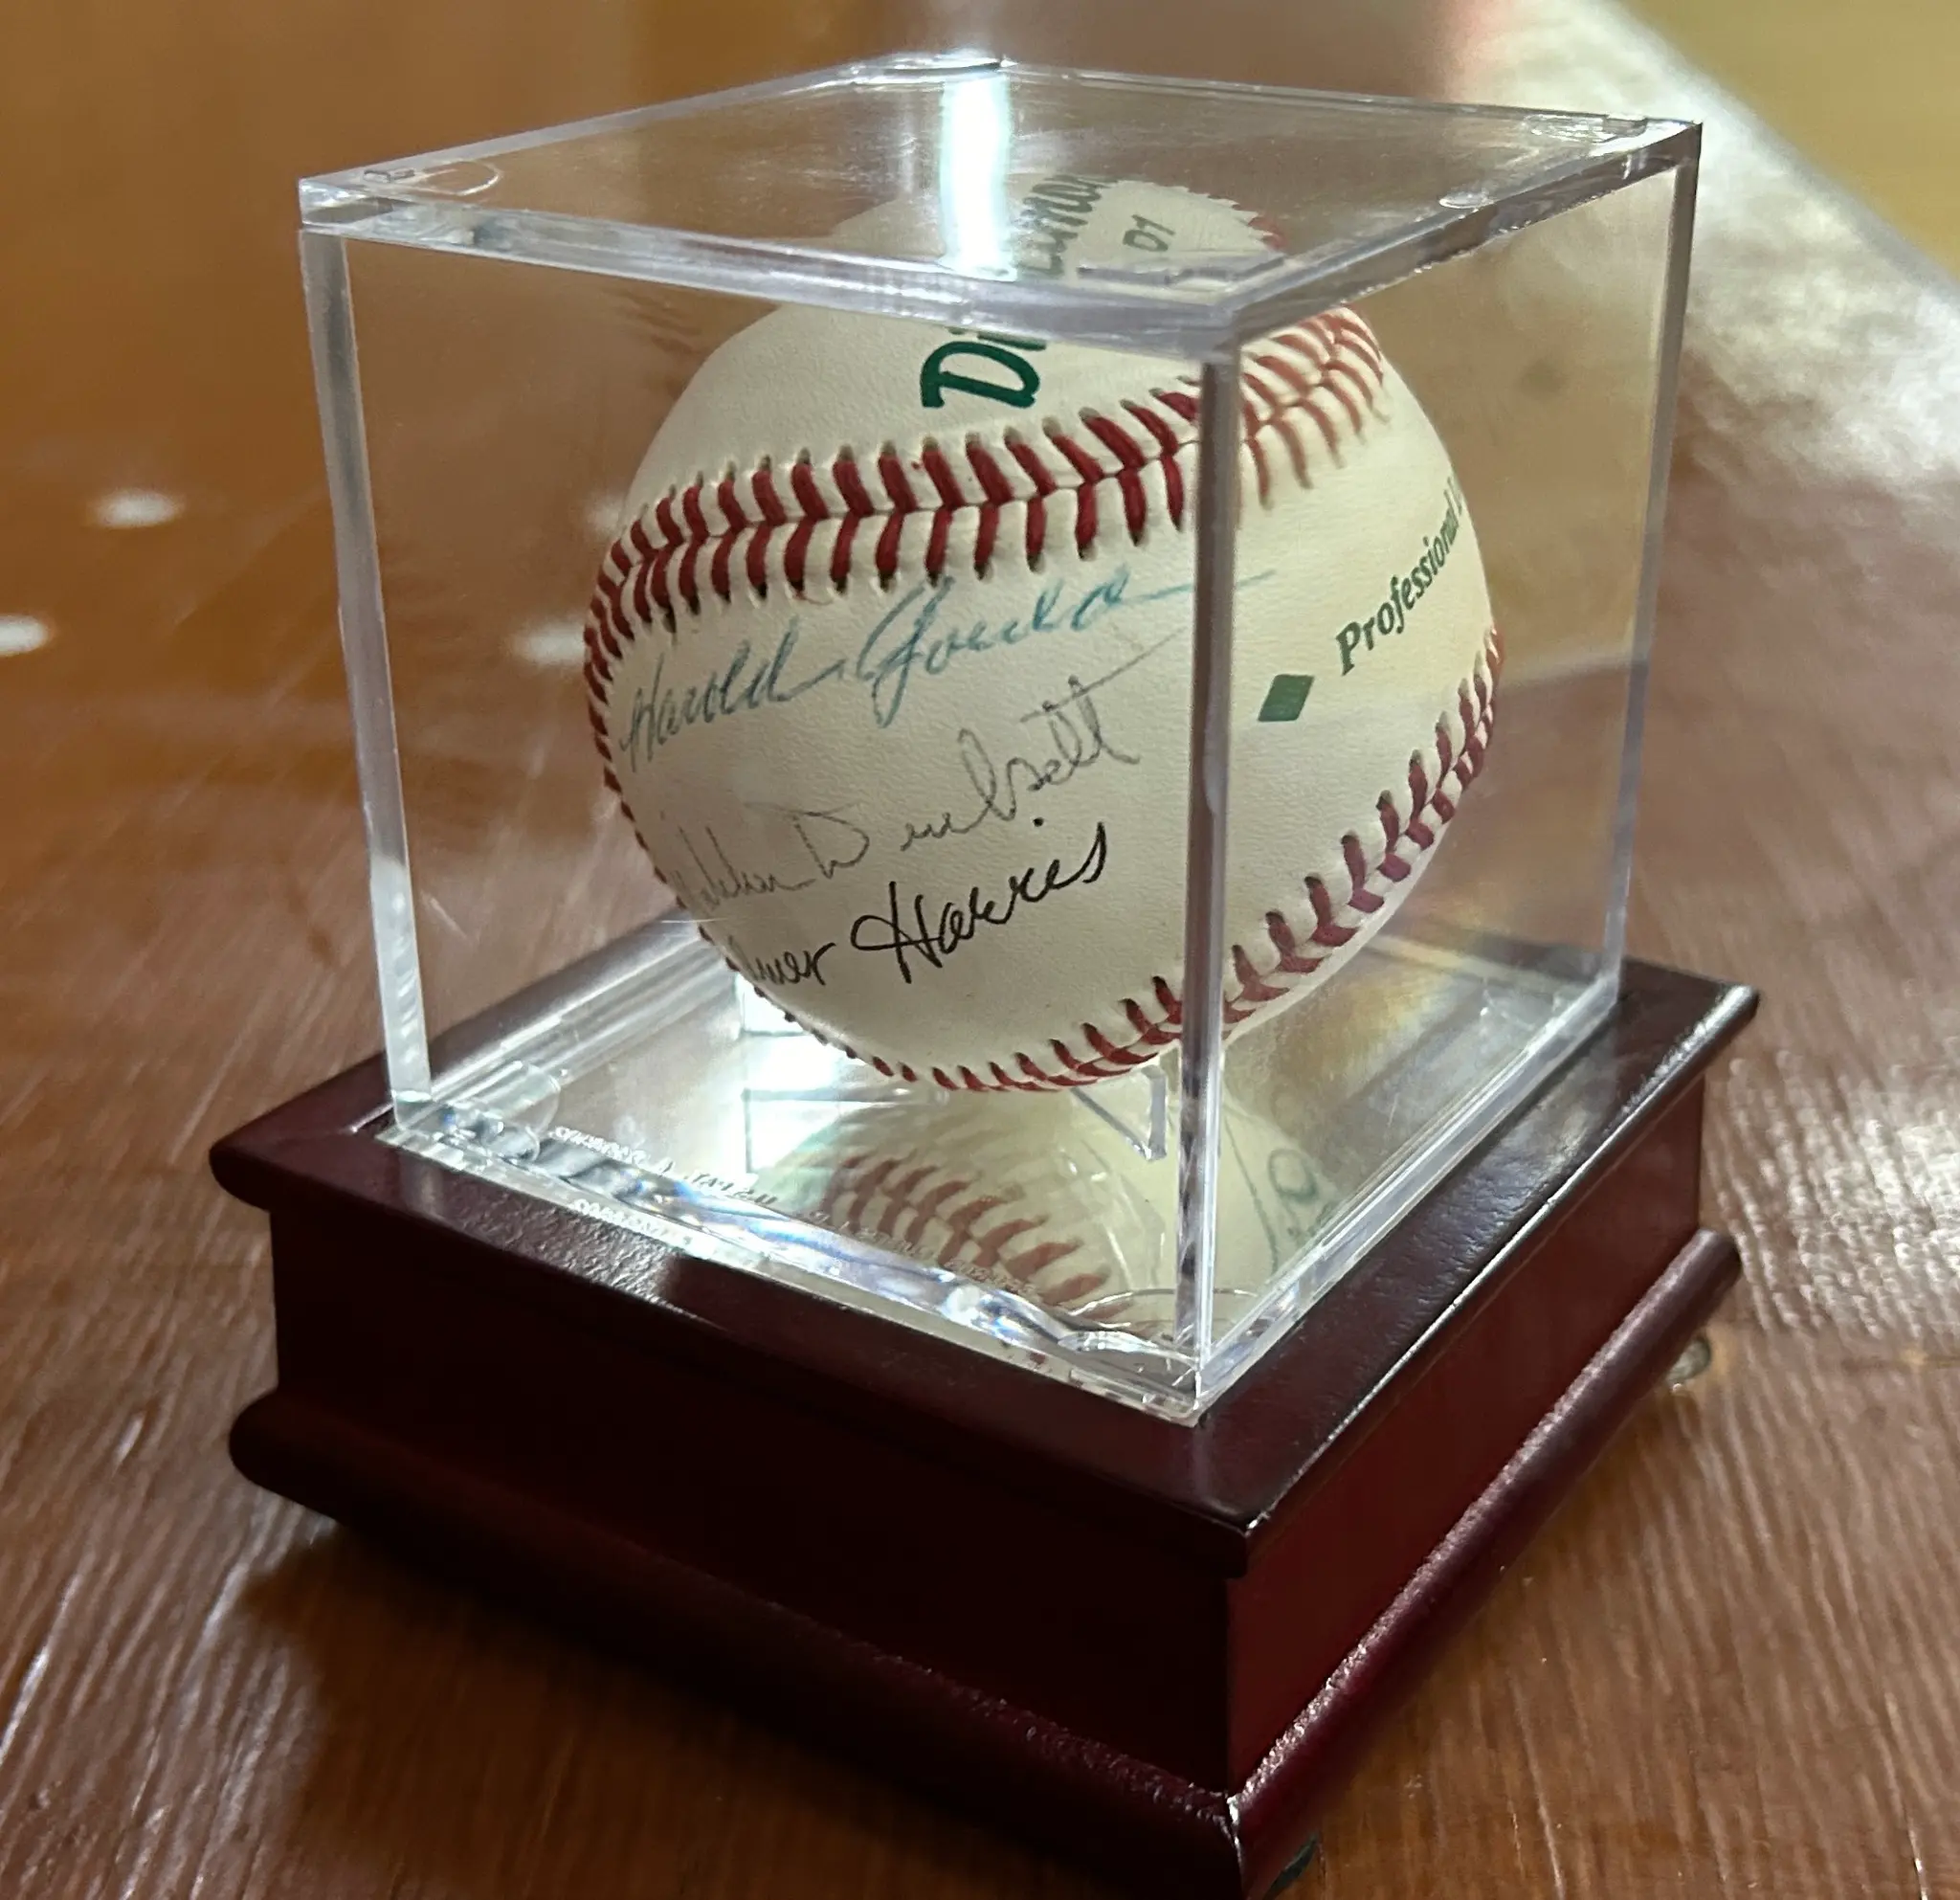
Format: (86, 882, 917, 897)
(624, 626, 844, 769)
(666, 806, 871, 914)
(725, 934, 835, 989)
(849, 821, 1110, 985)
(624, 566, 1162, 765)
(900, 671, 1140, 850)
(857, 570, 1131, 728)
(620, 566, 1281, 766)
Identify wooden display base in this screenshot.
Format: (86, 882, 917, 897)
(213, 960, 1754, 1899)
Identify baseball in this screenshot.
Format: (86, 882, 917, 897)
(584, 176, 1500, 1092)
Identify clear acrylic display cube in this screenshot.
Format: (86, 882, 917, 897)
(301, 54, 1696, 1419)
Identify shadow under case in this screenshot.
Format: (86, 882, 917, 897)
(213, 56, 1752, 1899)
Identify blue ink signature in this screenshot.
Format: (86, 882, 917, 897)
(622, 566, 1277, 766)
(855, 570, 1130, 727)
(624, 627, 845, 769)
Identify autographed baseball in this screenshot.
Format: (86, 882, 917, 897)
(584, 176, 1500, 1091)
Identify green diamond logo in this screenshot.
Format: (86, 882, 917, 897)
(1258, 673, 1314, 723)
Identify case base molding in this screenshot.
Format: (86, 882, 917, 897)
(213, 959, 1754, 1899)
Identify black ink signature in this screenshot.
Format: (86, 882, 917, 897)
(848, 822, 1110, 984)
(900, 673, 1140, 849)
(767, 805, 876, 882)
(726, 934, 836, 988)
(668, 807, 871, 912)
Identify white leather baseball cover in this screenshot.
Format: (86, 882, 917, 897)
(584, 177, 1500, 1091)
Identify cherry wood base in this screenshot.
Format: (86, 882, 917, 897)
(214, 960, 1754, 1899)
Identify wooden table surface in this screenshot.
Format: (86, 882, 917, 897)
(5, 1, 1958, 1895)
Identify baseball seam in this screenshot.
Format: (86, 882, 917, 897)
(583, 309, 1383, 649)
(583, 305, 1499, 1092)
(854, 629, 1500, 1091)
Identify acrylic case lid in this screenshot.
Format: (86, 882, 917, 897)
(302, 56, 1698, 1417)
(302, 52, 1692, 348)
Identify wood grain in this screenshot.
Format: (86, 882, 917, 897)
(1623, 0, 1960, 270)
(3, 1, 1958, 1896)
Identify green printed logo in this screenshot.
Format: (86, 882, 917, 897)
(1334, 480, 1465, 677)
(916, 174, 1120, 412)
(1258, 674, 1314, 723)
(920, 332, 1046, 411)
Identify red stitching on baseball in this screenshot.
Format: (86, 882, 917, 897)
(831, 515, 859, 590)
(874, 511, 905, 585)
(920, 444, 963, 508)
(835, 456, 876, 517)
(790, 459, 827, 519)
(1122, 401, 1186, 523)
(1263, 911, 1324, 976)
(583, 313, 1388, 642)
(878, 449, 918, 514)
(968, 439, 1015, 504)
